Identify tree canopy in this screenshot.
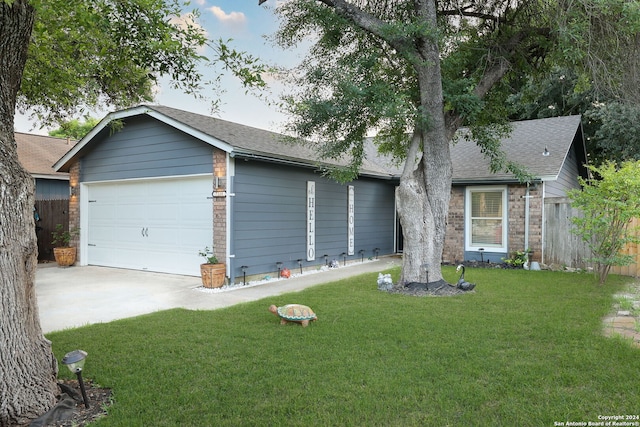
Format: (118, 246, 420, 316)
(1, 1, 266, 424)
(48, 117, 99, 140)
(17, 0, 267, 125)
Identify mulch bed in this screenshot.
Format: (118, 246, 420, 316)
(29, 379, 112, 427)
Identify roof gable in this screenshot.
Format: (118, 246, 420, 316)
(54, 104, 392, 177)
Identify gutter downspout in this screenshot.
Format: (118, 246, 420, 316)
(524, 184, 530, 252)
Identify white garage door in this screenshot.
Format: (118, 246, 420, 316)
(85, 175, 214, 276)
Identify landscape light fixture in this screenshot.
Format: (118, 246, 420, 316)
(323, 254, 329, 266)
(422, 263, 430, 284)
(276, 262, 283, 278)
(374, 248, 380, 259)
(240, 265, 248, 285)
(359, 249, 365, 262)
(61, 350, 90, 408)
(478, 248, 485, 263)
(297, 259, 303, 275)
(340, 252, 347, 266)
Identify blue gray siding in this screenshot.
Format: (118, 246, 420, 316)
(35, 178, 69, 200)
(80, 116, 213, 182)
(231, 161, 396, 281)
(545, 142, 582, 198)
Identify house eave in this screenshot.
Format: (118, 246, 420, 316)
(452, 177, 544, 186)
(231, 150, 395, 180)
(32, 174, 69, 181)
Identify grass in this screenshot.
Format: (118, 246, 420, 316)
(48, 266, 640, 426)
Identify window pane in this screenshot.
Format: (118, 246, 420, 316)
(471, 219, 503, 246)
(471, 191, 503, 218)
(470, 189, 504, 247)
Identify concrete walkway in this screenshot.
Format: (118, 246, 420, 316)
(602, 281, 640, 348)
(36, 257, 401, 334)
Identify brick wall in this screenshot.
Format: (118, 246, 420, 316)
(443, 187, 464, 263)
(212, 149, 227, 263)
(442, 184, 543, 264)
(68, 161, 81, 260)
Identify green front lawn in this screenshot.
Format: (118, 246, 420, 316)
(48, 267, 640, 426)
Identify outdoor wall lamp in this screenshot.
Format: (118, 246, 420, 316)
(69, 186, 77, 197)
(61, 350, 90, 408)
(240, 265, 248, 285)
(297, 259, 303, 275)
(276, 262, 283, 278)
(358, 249, 365, 262)
(214, 176, 226, 190)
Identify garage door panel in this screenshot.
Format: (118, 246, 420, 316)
(86, 176, 214, 276)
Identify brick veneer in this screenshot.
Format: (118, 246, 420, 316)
(68, 161, 81, 261)
(212, 149, 227, 263)
(443, 184, 543, 264)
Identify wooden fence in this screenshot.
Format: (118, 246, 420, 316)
(35, 199, 69, 261)
(543, 197, 640, 277)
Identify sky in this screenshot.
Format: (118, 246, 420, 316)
(14, 0, 301, 136)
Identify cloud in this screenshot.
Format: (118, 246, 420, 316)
(208, 6, 247, 25)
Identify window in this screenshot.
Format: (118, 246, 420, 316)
(465, 186, 507, 252)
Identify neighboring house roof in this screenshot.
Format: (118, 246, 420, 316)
(450, 115, 585, 183)
(16, 132, 72, 181)
(53, 105, 585, 184)
(54, 104, 393, 178)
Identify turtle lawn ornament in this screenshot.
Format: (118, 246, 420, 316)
(269, 304, 317, 327)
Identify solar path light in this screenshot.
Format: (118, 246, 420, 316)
(61, 349, 90, 408)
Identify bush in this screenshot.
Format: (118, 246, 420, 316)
(568, 161, 640, 284)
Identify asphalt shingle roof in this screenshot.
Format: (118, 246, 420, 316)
(450, 115, 582, 182)
(55, 104, 583, 183)
(15, 132, 72, 179)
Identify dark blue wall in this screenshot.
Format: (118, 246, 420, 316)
(230, 160, 396, 281)
(80, 116, 213, 182)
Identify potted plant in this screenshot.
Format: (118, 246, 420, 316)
(199, 247, 226, 288)
(51, 224, 79, 267)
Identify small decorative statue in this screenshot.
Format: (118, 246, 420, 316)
(269, 304, 317, 327)
(377, 273, 393, 291)
(455, 265, 476, 291)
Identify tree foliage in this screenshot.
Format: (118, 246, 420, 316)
(568, 161, 640, 284)
(48, 117, 99, 140)
(584, 103, 640, 164)
(18, 0, 268, 125)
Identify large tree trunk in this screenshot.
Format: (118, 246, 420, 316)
(0, 2, 59, 426)
(397, 0, 452, 284)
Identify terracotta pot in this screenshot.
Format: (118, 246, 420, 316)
(200, 263, 226, 288)
(53, 247, 76, 267)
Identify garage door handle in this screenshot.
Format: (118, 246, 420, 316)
(145, 228, 149, 237)
(141, 227, 145, 237)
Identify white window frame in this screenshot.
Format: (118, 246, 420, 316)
(464, 186, 508, 253)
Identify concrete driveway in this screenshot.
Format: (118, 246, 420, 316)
(36, 257, 401, 333)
